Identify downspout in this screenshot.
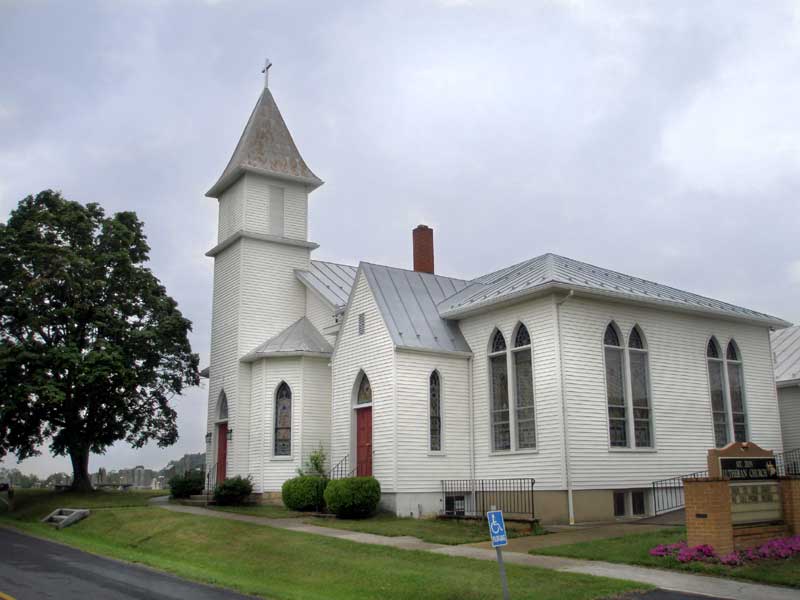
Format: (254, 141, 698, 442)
(468, 356, 475, 480)
(555, 290, 575, 524)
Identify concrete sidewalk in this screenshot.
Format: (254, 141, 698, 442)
(152, 499, 797, 600)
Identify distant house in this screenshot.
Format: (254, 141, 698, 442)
(772, 326, 800, 450)
(202, 72, 793, 523)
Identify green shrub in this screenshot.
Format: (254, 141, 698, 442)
(213, 476, 253, 506)
(169, 472, 205, 499)
(323, 476, 381, 518)
(282, 476, 327, 511)
(297, 444, 327, 478)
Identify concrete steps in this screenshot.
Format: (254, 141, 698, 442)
(41, 508, 90, 529)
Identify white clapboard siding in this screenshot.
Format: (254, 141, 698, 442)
(779, 386, 800, 450)
(243, 175, 308, 241)
(306, 288, 337, 338)
(206, 241, 242, 478)
(331, 271, 396, 490)
(559, 296, 783, 490)
(259, 357, 304, 491)
(394, 350, 471, 491)
(217, 178, 245, 241)
(302, 357, 333, 467)
(457, 296, 565, 490)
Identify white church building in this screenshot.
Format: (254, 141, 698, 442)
(204, 73, 791, 523)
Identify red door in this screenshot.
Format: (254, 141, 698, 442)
(356, 407, 372, 476)
(216, 422, 228, 484)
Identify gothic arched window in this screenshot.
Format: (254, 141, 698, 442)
(513, 324, 535, 449)
(356, 373, 372, 404)
(489, 330, 510, 451)
(429, 371, 442, 452)
(706, 337, 728, 447)
(218, 390, 228, 420)
(274, 382, 292, 456)
(628, 326, 652, 447)
(726, 340, 747, 442)
(604, 323, 627, 447)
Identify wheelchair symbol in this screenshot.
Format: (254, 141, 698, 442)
(489, 514, 504, 535)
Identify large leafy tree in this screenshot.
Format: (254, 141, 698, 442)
(0, 191, 199, 491)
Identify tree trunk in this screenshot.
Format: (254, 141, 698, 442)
(69, 446, 93, 492)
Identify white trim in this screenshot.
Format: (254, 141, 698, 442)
(206, 229, 319, 257)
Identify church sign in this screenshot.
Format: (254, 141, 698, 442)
(719, 457, 778, 481)
(730, 481, 782, 525)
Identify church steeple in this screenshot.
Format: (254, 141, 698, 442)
(206, 68, 322, 198)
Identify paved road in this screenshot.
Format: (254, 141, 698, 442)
(0, 527, 255, 600)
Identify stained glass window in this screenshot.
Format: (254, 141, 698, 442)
(357, 374, 372, 404)
(490, 354, 510, 451)
(707, 338, 720, 359)
(707, 359, 728, 447)
(628, 326, 644, 350)
(604, 324, 621, 347)
(629, 348, 652, 447)
(605, 344, 627, 447)
(726, 340, 747, 442)
(491, 330, 507, 353)
(274, 382, 292, 456)
(514, 348, 535, 448)
(429, 371, 441, 452)
(726, 341, 739, 362)
(514, 324, 531, 348)
(217, 390, 228, 420)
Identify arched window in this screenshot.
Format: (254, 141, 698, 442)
(513, 324, 536, 449)
(429, 371, 442, 452)
(274, 382, 292, 456)
(706, 337, 728, 447)
(489, 330, 510, 451)
(356, 373, 372, 404)
(628, 326, 652, 447)
(217, 390, 228, 420)
(726, 340, 747, 442)
(604, 323, 627, 447)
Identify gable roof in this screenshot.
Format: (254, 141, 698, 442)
(207, 87, 322, 198)
(772, 325, 800, 386)
(360, 262, 472, 354)
(295, 260, 358, 309)
(241, 317, 333, 362)
(438, 253, 790, 327)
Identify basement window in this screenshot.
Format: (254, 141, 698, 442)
(632, 491, 646, 516)
(613, 491, 626, 517)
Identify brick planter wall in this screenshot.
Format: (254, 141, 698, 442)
(684, 479, 734, 556)
(782, 478, 800, 535)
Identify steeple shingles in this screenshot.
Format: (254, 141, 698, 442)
(206, 88, 322, 198)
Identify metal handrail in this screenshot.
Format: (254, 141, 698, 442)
(440, 478, 535, 521)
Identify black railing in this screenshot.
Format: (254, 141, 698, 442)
(651, 470, 708, 515)
(206, 462, 217, 503)
(329, 455, 350, 480)
(776, 447, 800, 477)
(441, 478, 535, 521)
(651, 447, 800, 515)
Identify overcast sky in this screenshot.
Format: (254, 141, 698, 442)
(1, 0, 799, 477)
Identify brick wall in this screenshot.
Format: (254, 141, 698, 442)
(782, 478, 800, 535)
(684, 479, 734, 555)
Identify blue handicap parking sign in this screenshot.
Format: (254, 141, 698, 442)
(487, 510, 508, 547)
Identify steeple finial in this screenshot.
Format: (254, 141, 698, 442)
(262, 58, 273, 89)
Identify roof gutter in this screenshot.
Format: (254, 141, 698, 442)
(777, 378, 800, 389)
(555, 290, 576, 525)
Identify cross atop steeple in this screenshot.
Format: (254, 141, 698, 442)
(262, 58, 273, 89)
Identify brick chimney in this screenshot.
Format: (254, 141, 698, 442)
(413, 225, 434, 274)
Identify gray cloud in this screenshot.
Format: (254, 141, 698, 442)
(1, 0, 798, 476)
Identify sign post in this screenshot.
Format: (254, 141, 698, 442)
(487, 510, 510, 600)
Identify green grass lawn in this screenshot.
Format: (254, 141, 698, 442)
(533, 527, 800, 588)
(304, 512, 544, 545)
(206, 503, 303, 518)
(0, 488, 164, 521)
(0, 491, 647, 600)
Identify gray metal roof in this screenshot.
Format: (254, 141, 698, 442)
(295, 260, 358, 308)
(207, 87, 322, 198)
(438, 253, 790, 327)
(361, 262, 472, 354)
(772, 326, 800, 385)
(242, 317, 333, 362)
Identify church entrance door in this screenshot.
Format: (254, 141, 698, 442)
(356, 407, 372, 476)
(216, 422, 228, 484)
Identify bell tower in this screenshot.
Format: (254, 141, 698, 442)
(204, 61, 323, 484)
